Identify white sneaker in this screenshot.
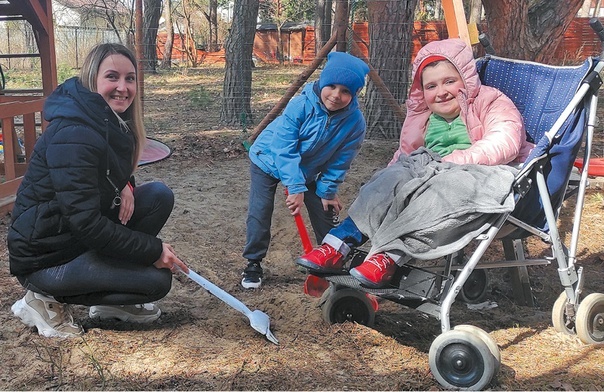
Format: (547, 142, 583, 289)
(11, 291, 84, 338)
(89, 303, 161, 323)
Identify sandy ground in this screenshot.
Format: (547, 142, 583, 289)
(0, 69, 603, 390)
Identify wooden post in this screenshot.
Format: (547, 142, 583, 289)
(38, 0, 57, 97)
(349, 40, 406, 125)
(244, 32, 339, 148)
(135, 0, 144, 103)
(441, 0, 471, 46)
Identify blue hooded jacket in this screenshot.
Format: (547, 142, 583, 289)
(249, 81, 366, 199)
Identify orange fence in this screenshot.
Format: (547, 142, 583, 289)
(157, 18, 603, 66)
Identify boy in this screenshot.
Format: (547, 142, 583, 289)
(297, 39, 534, 288)
(242, 51, 370, 288)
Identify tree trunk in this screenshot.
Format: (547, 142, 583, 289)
(143, 0, 162, 73)
(482, 0, 584, 62)
(364, 0, 417, 140)
(314, 0, 333, 53)
(182, 0, 198, 66)
(334, 0, 349, 52)
(209, 0, 219, 51)
(160, 0, 174, 69)
(220, 0, 260, 126)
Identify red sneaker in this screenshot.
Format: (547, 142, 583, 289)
(350, 253, 397, 288)
(296, 244, 344, 272)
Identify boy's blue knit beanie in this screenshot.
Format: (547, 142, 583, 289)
(319, 52, 370, 95)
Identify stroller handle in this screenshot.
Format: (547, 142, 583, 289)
(589, 17, 604, 56)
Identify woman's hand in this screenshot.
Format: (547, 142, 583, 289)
(118, 184, 135, 225)
(285, 192, 304, 215)
(153, 243, 189, 274)
(322, 195, 342, 214)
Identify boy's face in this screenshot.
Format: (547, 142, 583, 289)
(320, 84, 353, 112)
(421, 61, 464, 121)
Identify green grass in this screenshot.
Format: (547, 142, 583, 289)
(4, 68, 42, 89)
(3, 63, 78, 89)
(187, 85, 213, 108)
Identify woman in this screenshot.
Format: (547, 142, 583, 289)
(9, 43, 188, 338)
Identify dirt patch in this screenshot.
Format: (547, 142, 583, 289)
(0, 68, 603, 390)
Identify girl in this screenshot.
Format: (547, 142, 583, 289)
(298, 39, 534, 288)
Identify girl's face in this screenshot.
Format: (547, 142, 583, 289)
(421, 61, 464, 121)
(96, 54, 136, 113)
(320, 84, 353, 112)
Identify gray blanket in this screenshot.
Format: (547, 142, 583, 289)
(348, 148, 518, 260)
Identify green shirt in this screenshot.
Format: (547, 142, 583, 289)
(424, 114, 471, 157)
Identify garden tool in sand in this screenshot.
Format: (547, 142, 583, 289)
(181, 268, 278, 345)
(284, 189, 332, 298)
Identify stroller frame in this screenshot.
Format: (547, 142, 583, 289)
(299, 46, 604, 390)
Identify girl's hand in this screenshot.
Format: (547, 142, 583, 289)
(153, 243, 189, 274)
(285, 192, 304, 216)
(322, 196, 342, 214)
(119, 184, 134, 225)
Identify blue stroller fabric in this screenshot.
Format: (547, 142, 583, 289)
(476, 57, 593, 234)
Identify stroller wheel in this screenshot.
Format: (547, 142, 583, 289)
(429, 329, 497, 390)
(458, 269, 489, 304)
(575, 293, 604, 344)
(552, 291, 577, 335)
(454, 325, 501, 374)
(320, 288, 375, 327)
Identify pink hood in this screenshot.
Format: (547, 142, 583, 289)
(390, 39, 533, 166)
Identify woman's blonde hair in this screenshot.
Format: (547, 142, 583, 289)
(79, 43, 145, 171)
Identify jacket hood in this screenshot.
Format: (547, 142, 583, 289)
(407, 39, 480, 112)
(44, 77, 118, 131)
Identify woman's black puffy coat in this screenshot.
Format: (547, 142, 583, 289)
(8, 77, 162, 276)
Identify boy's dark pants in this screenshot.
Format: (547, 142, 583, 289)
(243, 162, 337, 262)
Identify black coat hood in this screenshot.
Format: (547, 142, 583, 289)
(8, 77, 162, 276)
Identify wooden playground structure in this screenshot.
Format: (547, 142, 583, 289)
(0, 0, 56, 215)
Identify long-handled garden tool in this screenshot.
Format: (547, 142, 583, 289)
(284, 189, 331, 298)
(181, 268, 278, 345)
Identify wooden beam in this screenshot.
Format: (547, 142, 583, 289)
(37, 0, 57, 96)
(349, 40, 406, 125)
(15, 0, 48, 35)
(244, 31, 340, 147)
(441, 0, 471, 46)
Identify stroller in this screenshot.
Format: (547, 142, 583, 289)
(297, 23, 604, 390)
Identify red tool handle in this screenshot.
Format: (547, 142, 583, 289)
(285, 189, 314, 253)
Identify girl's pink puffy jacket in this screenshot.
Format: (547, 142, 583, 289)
(390, 39, 534, 166)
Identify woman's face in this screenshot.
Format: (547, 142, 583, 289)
(96, 54, 136, 113)
(421, 61, 464, 121)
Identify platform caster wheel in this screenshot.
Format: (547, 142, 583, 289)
(575, 293, 604, 344)
(320, 288, 375, 327)
(458, 269, 489, 304)
(552, 292, 577, 335)
(429, 329, 497, 391)
(454, 325, 501, 374)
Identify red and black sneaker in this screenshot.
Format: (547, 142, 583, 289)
(349, 253, 397, 288)
(296, 244, 344, 272)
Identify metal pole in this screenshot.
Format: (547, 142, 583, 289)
(135, 0, 144, 104)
